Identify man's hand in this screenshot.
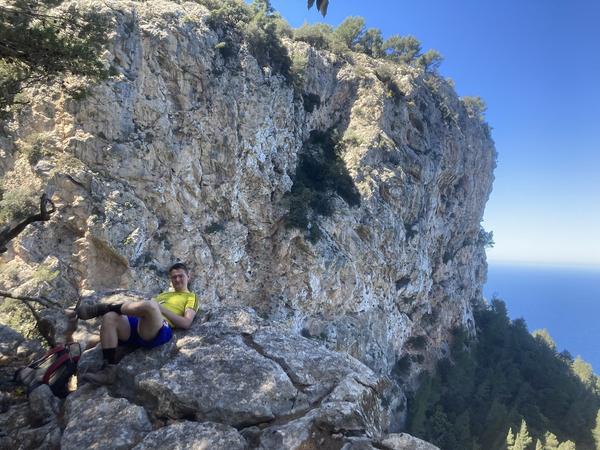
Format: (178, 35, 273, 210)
(158, 304, 196, 329)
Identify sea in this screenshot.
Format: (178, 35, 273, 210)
(483, 262, 600, 374)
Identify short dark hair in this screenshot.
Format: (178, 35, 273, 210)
(168, 262, 189, 274)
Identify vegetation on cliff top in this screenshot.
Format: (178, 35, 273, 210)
(406, 298, 600, 450)
(0, 0, 110, 116)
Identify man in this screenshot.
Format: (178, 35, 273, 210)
(76, 262, 198, 385)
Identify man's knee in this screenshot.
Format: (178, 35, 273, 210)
(137, 300, 161, 317)
(102, 311, 121, 326)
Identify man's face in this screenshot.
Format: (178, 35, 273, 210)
(169, 268, 189, 292)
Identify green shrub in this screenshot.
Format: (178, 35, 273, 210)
(406, 335, 428, 350)
(302, 93, 321, 113)
(477, 227, 494, 248)
(0, 1, 111, 115)
(290, 51, 308, 90)
(205, 0, 253, 31)
(284, 128, 361, 241)
(293, 23, 334, 50)
(356, 28, 384, 58)
(204, 221, 225, 234)
(383, 35, 421, 64)
(17, 132, 54, 164)
(333, 16, 365, 49)
(417, 49, 444, 73)
(0, 188, 38, 224)
(375, 64, 404, 101)
(461, 96, 487, 121)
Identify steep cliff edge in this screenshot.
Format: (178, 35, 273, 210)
(0, 0, 495, 441)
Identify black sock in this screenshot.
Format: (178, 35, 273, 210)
(108, 303, 123, 314)
(102, 347, 117, 365)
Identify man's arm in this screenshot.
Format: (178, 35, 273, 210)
(159, 305, 196, 330)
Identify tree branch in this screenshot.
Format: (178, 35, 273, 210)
(0, 290, 61, 308)
(0, 193, 56, 254)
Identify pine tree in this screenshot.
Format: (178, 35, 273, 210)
(333, 16, 365, 49)
(593, 409, 600, 450)
(534, 440, 543, 450)
(531, 328, 557, 352)
(507, 427, 515, 449)
(572, 355, 594, 386)
(544, 432, 560, 450)
(0, 0, 109, 114)
(513, 420, 533, 450)
(557, 441, 576, 450)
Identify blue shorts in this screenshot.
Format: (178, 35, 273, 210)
(119, 316, 172, 348)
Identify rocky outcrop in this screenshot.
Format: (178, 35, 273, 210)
(0, 0, 494, 383)
(0, 0, 495, 447)
(0, 300, 439, 449)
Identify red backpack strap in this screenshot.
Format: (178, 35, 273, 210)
(41, 352, 72, 384)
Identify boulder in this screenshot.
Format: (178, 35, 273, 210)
(61, 385, 153, 450)
(132, 421, 247, 450)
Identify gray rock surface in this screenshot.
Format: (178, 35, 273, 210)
(132, 421, 247, 450)
(28, 384, 60, 424)
(380, 433, 441, 450)
(0, 0, 496, 448)
(1, 0, 494, 388)
(61, 385, 153, 450)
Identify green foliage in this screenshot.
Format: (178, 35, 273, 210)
(417, 49, 444, 73)
(333, 16, 365, 49)
(592, 409, 600, 450)
(204, 221, 225, 234)
(511, 420, 533, 450)
(374, 64, 404, 102)
(406, 298, 600, 450)
(384, 35, 421, 63)
(284, 129, 361, 242)
(0, 298, 43, 341)
(356, 28, 384, 58)
(293, 22, 334, 50)
(289, 50, 308, 89)
(477, 227, 495, 248)
(532, 328, 557, 352)
(307, 0, 329, 17)
(0, 0, 110, 115)
(557, 441, 576, 450)
(32, 264, 60, 283)
(205, 0, 292, 80)
(0, 188, 38, 224)
(16, 132, 54, 164)
(544, 432, 561, 450)
(572, 356, 595, 386)
(406, 335, 427, 350)
(462, 96, 488, 121)
(290, 13, 442, 74)
(204, 0, 253, 31)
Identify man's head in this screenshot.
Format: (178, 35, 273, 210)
(168, 262, 190, 292)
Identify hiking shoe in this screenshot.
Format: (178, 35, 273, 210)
(80, 364, 117, 385)
(75, 302, 110, 320)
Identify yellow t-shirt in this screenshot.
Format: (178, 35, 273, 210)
(156, 291, 199, 327)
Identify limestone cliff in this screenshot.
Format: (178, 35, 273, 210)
(0, 0, 495, 443)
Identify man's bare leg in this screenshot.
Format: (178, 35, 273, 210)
(81, 301, 163, 385)
(120, 300, 164, 341)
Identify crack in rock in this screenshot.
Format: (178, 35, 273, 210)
(241, 333, 311, 393)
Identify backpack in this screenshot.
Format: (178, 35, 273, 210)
(15, 342, 81, 398)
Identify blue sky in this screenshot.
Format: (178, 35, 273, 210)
(270, 0, 600, 267)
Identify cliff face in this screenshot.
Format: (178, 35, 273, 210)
(0, 0, 494, 392)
